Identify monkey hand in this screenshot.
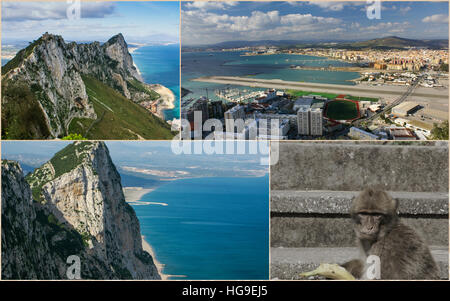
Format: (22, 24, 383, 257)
(299, 263, 356, 280)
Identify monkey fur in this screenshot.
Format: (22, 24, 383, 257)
(342, 188, 440, 280)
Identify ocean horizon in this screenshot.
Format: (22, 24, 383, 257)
(129, 174, 270, 280)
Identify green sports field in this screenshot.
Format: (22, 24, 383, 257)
(325, 100, 359, 120)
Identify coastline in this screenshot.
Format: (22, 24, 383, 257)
(123, 185, 169, 280)
(141, 235, 169, 280)
(147, 84, 176, 120)
(129, 45, 177, 120)
(123, 186, 155, 203)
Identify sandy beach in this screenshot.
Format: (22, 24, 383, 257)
(141, 236, 169, 280)
(123, 186, 154, 203)
(147, 84, 176, 119)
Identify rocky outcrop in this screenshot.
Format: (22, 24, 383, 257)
(2, 142, 161, 279)
(2, 33, 157, 138)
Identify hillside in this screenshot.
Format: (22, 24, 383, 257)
(1, 33, 175, 139)
(344, 36, 449, 49)
(185, 36, 448, 51)
(2, 142, 161, 279)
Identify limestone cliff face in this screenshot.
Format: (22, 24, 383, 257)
(1, 160, 60, 279)
(2, 142, 160, 279)
(2, 33, 147, 138)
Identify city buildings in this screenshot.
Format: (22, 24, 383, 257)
(297, 107, 323, 136)
(392, 102, 422, 117)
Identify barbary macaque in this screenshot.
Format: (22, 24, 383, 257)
(342, 188, 439, 280)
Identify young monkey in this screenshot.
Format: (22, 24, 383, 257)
(342, 188, 440, 280)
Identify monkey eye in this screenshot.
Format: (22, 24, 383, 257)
(357, 212, 384, 222)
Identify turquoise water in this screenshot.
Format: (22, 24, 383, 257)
(181, 51, 360, 102)
(132, 44, 180, 120)
(130, 175, 269, 280)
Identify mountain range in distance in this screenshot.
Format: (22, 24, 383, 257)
(182, 36, 449, 51)
(1, 33, 175, 140)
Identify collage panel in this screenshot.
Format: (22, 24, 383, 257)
(181, 1, 448, 141)
(1, 1, 180, 140)
(1, 140, 269, 280)
(0, 0, 449, 286)
(270, 141, 449, 280)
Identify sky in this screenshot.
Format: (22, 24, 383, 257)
(1, 141, 269, 179)
(1, 1, 180, 44)
(182, 1, 449, 45)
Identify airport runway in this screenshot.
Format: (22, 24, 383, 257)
(193, 76, 449, 101)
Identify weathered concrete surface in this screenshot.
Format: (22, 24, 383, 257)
(271, 190, 449, 215)
(270, 246, 448, 280)
(270, 143, 448, 192)
(271, 216, 448, 248)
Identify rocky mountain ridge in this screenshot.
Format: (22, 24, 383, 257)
(1, 33, 168, 139)
(1, 142, 161, 279)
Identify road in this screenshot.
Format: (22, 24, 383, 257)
(352, 76, 422, 126)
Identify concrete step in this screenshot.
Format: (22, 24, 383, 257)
(270, 142, 448, 192)
(270, 246, 449, 280)
(271, 190, 449, 215)
(271, 190, 449, 248)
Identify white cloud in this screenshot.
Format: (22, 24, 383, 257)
(182, 8, 342, 44)
(308, 1, 365, 11)
(399, 6, 411, 14)
(422, 14, 449, 23)
(361, 21, 411, 34)
(184, 2, 237, 11)
(2, 1, 115, 21)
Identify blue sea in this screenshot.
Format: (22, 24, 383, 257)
(132, 44, 180, 120)
(181, 51, 360, 101)
(129, 175, 269, 280)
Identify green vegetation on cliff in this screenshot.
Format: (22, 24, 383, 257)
(68, 76, 174, 139)
(1, 37, 44, 76)
(127, 78, 160, 101)
(26, 142, 95, 202)
(1, 81, 51, 139)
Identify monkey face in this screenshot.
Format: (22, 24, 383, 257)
(354, 212, 384, 240)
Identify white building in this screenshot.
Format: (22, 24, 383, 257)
(310, 108, 323, 136)
(224, 105, 246, 134)
(254, 89, 278, 103)
(297, 107, 310, 135)
(293, 97, 313, 112)
(349, 127, 379, 140)
(297, 107, 323, 136)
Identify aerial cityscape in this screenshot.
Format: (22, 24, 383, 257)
(181, 1, 449, 140)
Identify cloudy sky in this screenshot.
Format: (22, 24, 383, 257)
(182, 1, 449, 45)
(1, 1, 179, 44)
